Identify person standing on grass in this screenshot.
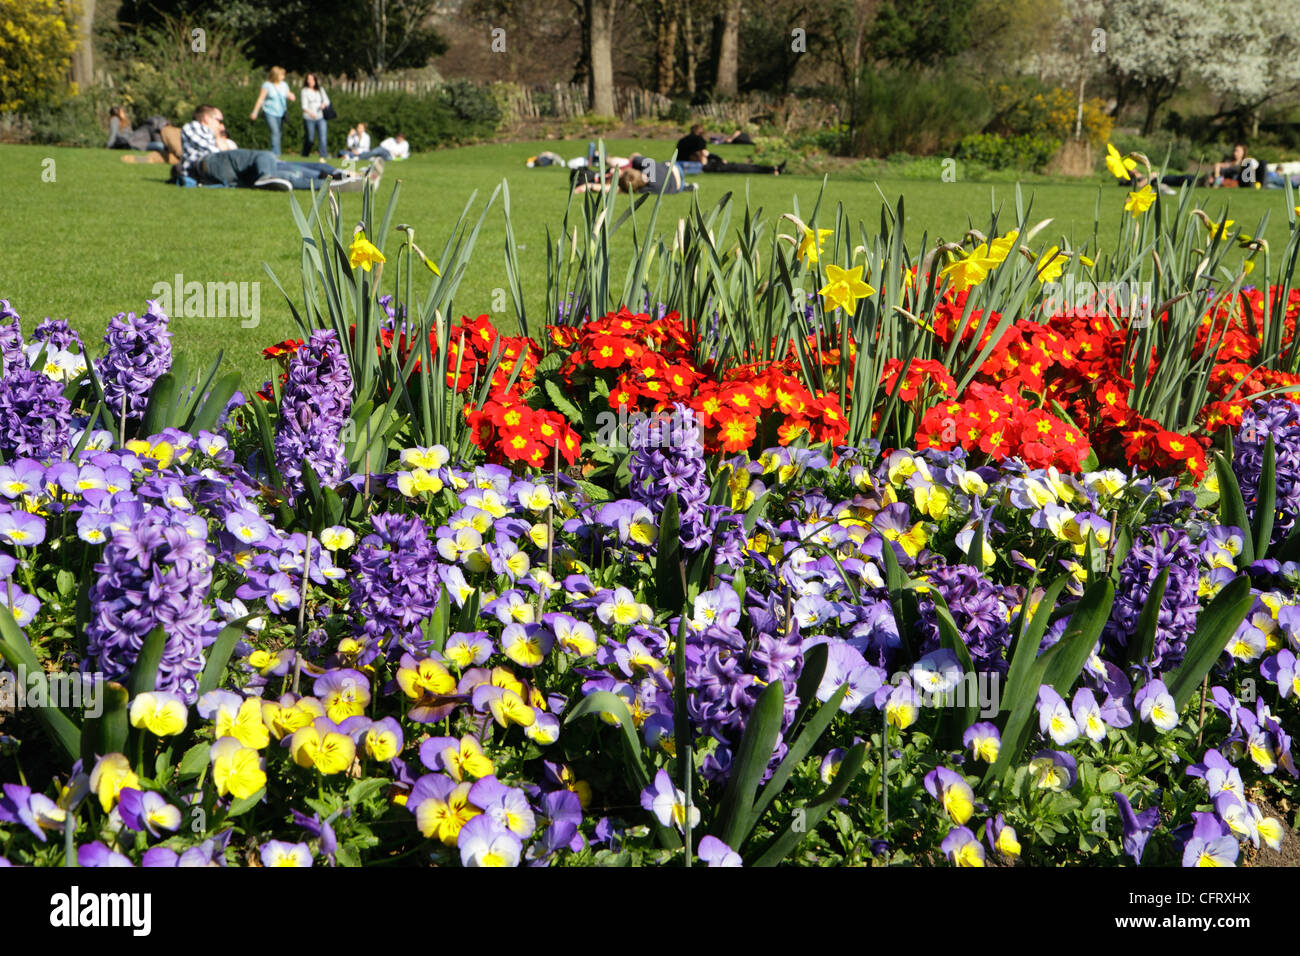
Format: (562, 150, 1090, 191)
(250, 66, 295, 156)
(300, 73, 330, 159)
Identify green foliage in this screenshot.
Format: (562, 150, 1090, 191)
(954, 132, 1061, 172)
(846, 69, 990, 157)
(0, 0, 80, 113)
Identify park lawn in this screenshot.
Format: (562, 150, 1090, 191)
(0, 139, 1290, 391)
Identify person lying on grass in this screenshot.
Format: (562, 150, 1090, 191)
(179, 104, 375, 191)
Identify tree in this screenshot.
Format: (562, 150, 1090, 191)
(713, 0, 740, 96)
(0, 0, 80, 112)
(70, 0, 94, 89)
(114, 0, 448, 77)
(1101, 0, 1204, 134)
(868, 0, 975, 67)
(1192, 2, 1300, 137)
(586, 0, 616, 114)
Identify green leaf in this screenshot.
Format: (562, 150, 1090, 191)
(127, 626, 166, 697)
(564, 692, 651, 791)
(564, 691, 680, 850)
(1251, 435, 1276, 559)
(1128, 567, 1169, 672)
(788, 641, 828, 735)
(716, 679, 785, 850)
(226, 788, 266, 817)
(748, 741, 867, 867)
(928, 592, 979, 734)
(751, 681, 848, 825)
(178, 743, 210, 779)
(1166, 576, 1254, 710)
(576, 480, 612, 503)
(1213, 451, 1255, 565)
(655, 493, 684, 613)
(141, 371, 179, 437)
(80, 682, 129, 766)
(545, 379, 584, 425)
(0, 608, 80, 763)
(1043, 578, 1115, 695)
(197, 620, 252, 698)
(188, 371, 242, 435)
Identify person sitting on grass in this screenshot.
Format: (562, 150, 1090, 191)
(340, 123, 371, 159)
(355, 133, 410, 161)
(108, 107, 168, 162)
(1213, 143, 1259, 188)
(618, 154, 696, 195)
(179, 105, 370, 191)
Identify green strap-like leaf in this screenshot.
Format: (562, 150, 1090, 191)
(127, 626, 166, 697)
(748, 741, 867, 867)
(198, 618, 257, 698)
(1251, 435, 1276, 559)
(750, 681, 848, 825)
(716, 679, 785, 850)
(1166, 576, 1255, 710)
(0, 607, 80, 763)
(1043, 578, 1115, 695)
(1128, 567, 1170, 671)
(1213, 450, 1255, 566)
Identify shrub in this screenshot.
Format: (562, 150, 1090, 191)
(845, 69, 989, 157)
(954, 132, 1060, 172)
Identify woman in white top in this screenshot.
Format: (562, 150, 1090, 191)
(250, 66, 295, 156)
(341, 123, 371, 158)
(300, 73, 331, 159)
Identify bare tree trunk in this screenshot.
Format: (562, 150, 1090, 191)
(655, 0, 679, 96)
(71, 0, 95, 89)
(714, 0, 740, 97)
(587, 0, 617, 116)
(683, 1, 697, 95)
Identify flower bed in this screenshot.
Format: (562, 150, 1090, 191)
(0, 175, 1297, 867)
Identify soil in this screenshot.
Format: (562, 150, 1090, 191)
(1243, 794, 1300, 867)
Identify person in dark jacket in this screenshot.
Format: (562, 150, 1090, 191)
(107, 108, 167, 153)
(674, 124, 783, 176)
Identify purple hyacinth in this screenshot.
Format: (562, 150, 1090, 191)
(683, 586, 803, 784)
(0, 300, 22, 375)
(31, 318, 85, 354)
(1103, 525, 1201, 678)
(628, 404, 711, 552)
(274, 329, 352, 501)
(99, 302, 172, 423)
(917, 563, 1016, 674)
(85, 507, 218, 703)
(1234, 399, 1300, 549)
(0, 365, 72, 460)
(351, 511, 442, 660)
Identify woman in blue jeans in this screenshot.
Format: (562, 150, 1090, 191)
(300, 73, 330, 159)
(250, 66, 294, 155)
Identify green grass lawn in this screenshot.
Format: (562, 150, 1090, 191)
(1, 139, 1292, 390)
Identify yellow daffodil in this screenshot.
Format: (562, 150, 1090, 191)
(1036, 245, 1068, 284)
(797, 227, 833, 265)
(987, 229, 1019, 264)
(348, 231, 386, 272)
(818, 263, 875, 313)
(1124, 185, 1157, 218)
(1203, 217, 1235, 240)
(1105, 143, 1137, 180)
(939, 244, 996, 292)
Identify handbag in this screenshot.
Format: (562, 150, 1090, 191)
(322, 98, 337, 121)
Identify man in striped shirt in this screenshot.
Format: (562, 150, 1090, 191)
(180, 105, 292, 188)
